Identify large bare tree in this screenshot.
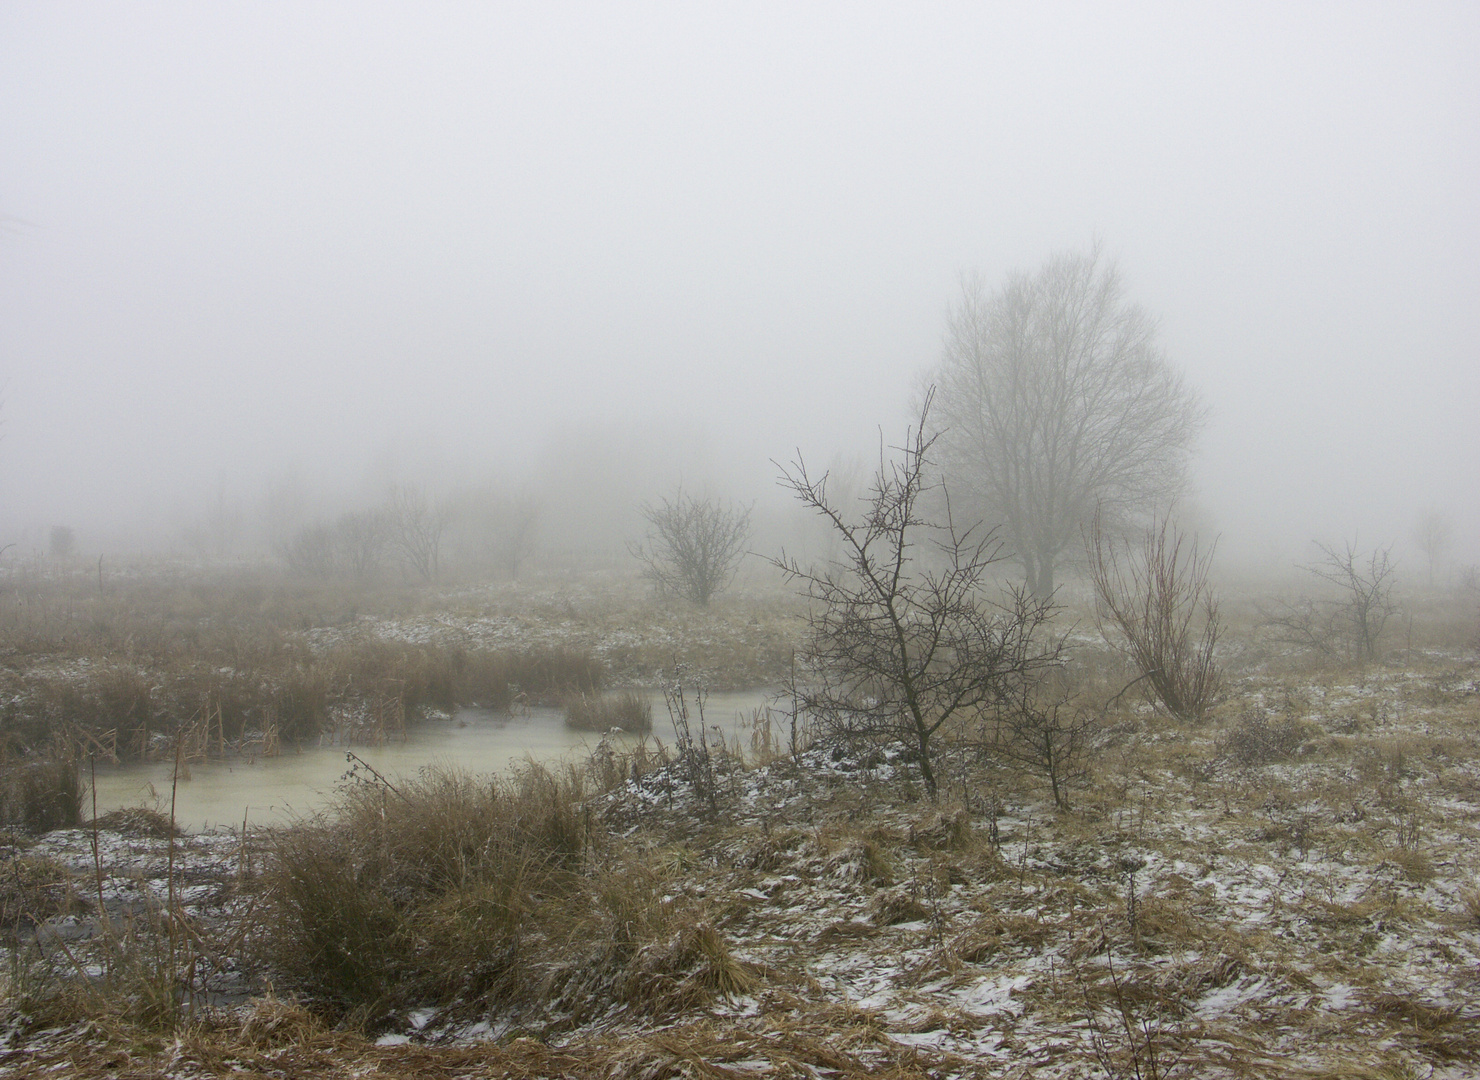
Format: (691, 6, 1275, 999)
(933, 244, 1205, 597)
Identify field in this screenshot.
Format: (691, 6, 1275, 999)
(0, 561, 1476, 1079)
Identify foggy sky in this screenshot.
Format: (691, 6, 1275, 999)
(2, 2, 1476, 566)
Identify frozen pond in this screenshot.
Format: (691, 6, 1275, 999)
(90, 689, 778, 831)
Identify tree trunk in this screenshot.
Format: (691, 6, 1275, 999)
(1031, 554, 1055, 599)
(915, 728, 937, 798)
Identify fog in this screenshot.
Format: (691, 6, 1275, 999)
(2, 2, 1476, 572)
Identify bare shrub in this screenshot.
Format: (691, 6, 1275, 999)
(277, 510, 389, 583)
(1263, 540, 1399, 661)
(987, 665, 1090, 809)
(333, 509, 390, 582)
(774, 390, 1064, 798)
(1258, 596, 1343, 658)
(277, 522, 337, 579)
(1216, 708, 1309, 767)
(630, 489, 751, 607)
(1076, 938, 1192, 1080)
(661, 675, 734, 809)
(1088, 513, 1221, 721)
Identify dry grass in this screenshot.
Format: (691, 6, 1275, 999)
(2, 571, 1478, 1077)
(88, 806, 179, 838)
(2, 639, 605, 761)
(0, 853, 85, 930)
(0, 746, 82, 832)
(264, 761, 589, 1018)
(0, 563, 799, 766)
(565, 689, 653, 734)
(0, 1011, 996, 1079)
(258, 753, 749, 1030)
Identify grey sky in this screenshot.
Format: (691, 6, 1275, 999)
(2, 2, 1476, 564)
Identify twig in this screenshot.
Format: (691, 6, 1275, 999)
(343, 751, 409, 801)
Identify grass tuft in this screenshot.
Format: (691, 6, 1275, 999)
(565, 690, 653, 734)
(89, 806, 179, 838)
(0, 854, 85, 930)
(0, 746, 82, 832)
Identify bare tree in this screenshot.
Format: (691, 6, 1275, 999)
(279, 521, 338, 578)
(336, 509, 390, 583)
(933, 244, 1206, 597)
(1088, 512, 1222, 720)
(495, 492, 541, 580)
(1305, 540, 1399, 661)
(630, 489, 751, 606)
(1262, 539, 1399, 661)
(1412, 508, 1453, 588)
(385, 484, 451, 584)
(773, 392, 1064, 798)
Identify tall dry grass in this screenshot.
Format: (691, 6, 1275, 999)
(0, 742, 82, 832)
(564, 690, 653, 733)
(259, 756, 744, 1028)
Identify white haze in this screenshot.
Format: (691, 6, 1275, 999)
(1, 2, 1476, 570)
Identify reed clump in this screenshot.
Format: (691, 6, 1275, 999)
(564, 690, 653, 734)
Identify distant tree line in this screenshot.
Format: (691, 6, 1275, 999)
(276, 483, 539, 585)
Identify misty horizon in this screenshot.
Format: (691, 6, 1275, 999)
(3, 3, 1476, 573)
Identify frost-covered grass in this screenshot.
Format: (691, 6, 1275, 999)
(0, 569, 1476, 1077)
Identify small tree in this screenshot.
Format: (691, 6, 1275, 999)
(984, 625, 1086, 809)
(1088, 513, 1222, 720)
(1412, 509, 1453, 589)
(630, 489, 751, 606)
(385, 484, 451, 584)
(1262, 539, 1399, 661)
(773, 392, 1063, 798)
(1305, 539, 1398, 661)
(495, 492, 541, 580)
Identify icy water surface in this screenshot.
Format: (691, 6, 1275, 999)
(91, 690, 776, 831)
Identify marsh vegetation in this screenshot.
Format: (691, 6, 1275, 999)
(0, 552, 1476, 1079)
